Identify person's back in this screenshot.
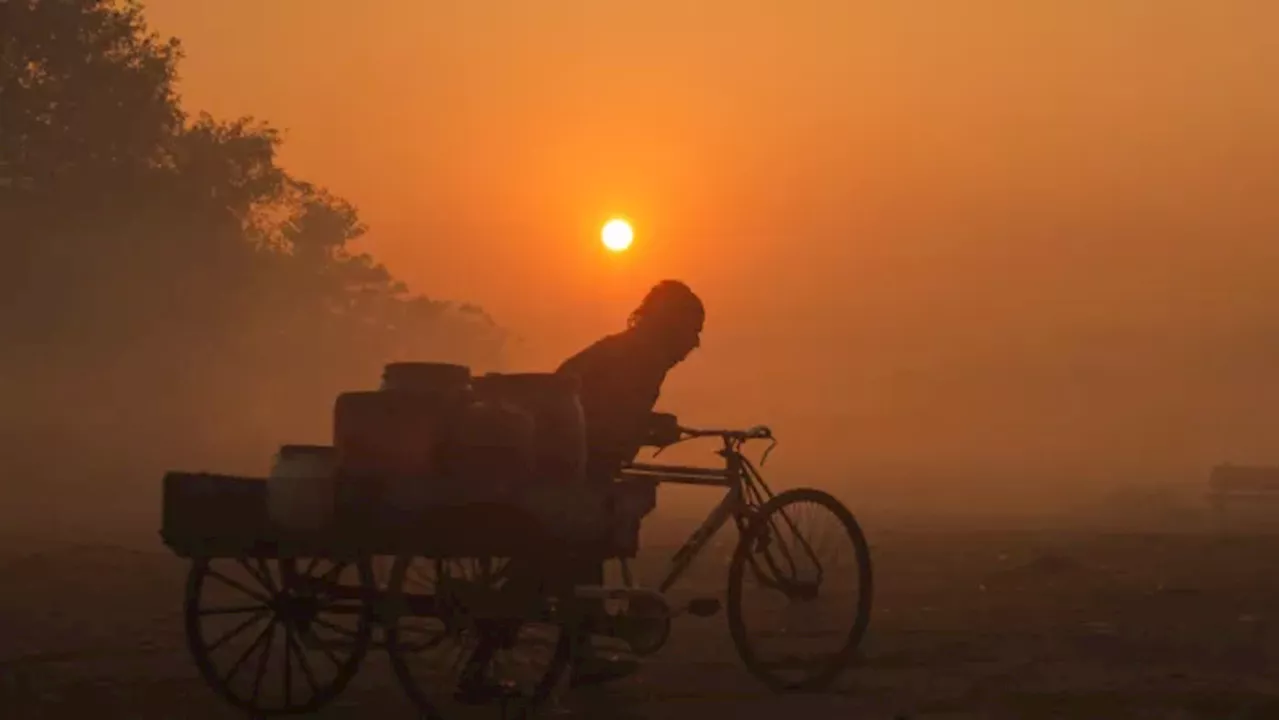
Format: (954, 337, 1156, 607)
(556, 330, 671, 483)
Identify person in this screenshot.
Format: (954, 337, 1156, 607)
(455, 280, 704, 702)
(557, 278, 704, 487)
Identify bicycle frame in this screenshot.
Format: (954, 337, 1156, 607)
(617, 438, 777, 594)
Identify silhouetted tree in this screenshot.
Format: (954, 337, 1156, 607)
(0, 0, 505, 520)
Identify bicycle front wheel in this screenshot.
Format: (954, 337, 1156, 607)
(727, 487, 873, 692)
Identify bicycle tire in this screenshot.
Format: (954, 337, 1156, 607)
(726, 487, 873, 692)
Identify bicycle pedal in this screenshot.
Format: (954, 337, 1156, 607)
(686, 598, 721, 618)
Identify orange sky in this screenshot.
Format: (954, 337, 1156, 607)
(142, 1, 1276, 502)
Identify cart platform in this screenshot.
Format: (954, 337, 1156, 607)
(160, 471, 649, 560)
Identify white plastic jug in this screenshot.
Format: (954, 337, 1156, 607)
(268, 445, 338, 532)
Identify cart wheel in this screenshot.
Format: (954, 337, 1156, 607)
(727, 488, 873, 692)
(184, 555, 373, 715)
(383, 555, 574, 720)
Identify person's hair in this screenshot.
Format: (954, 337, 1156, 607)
(628, 280, 704, 329)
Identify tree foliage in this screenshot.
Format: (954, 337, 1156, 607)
(0, 0, 504, 511)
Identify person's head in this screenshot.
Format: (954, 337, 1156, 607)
(627, 280, 705, 364)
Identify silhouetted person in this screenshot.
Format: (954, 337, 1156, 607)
(558, 278, 703, 485)
(457, 280, 704, 700)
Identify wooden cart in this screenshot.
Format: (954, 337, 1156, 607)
(161, 425, 874, 719)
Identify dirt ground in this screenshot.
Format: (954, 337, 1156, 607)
(0, 524, 1274, 719)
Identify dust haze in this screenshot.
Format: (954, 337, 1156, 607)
(4, 0, 1274, 539)
(0, 1, 1275, 718)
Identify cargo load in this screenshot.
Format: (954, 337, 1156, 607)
(472, 372, 587, 487)
(267, 444, 338, 531)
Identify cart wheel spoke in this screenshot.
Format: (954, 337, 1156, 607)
(282, 622, 294, 707)
(200, 603, 268, 617)
(251, 623, 275, 703)
(206, 609, 270, 653)
(234, 558, 270, 592)
(254, 558, 280, 594)
(286, 625, 322, 695)
(319, 562, 347, 583)
(221, 622, 273, 684)
(313, 637, 342, 669)
(206, 568, 271, 604)
(302, 557, 322, 577)
(310, 616, 361, 639)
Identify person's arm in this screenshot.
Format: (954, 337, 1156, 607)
(644, 411, 681, 447)
(612, 379, 664, 460)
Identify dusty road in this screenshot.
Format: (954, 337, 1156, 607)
(1, 528, 1274, 719)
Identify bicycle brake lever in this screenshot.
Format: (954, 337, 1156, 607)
(760, 438, 778, 466)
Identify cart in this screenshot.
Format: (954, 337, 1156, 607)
(161, 424, 874, 718)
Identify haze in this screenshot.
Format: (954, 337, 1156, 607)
(9, 0, 1277, 530)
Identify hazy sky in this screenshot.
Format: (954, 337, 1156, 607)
(142, 1, 1276, 496)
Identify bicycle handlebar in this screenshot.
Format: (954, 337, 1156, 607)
(652, 423, 778, 464)
(677, 424, 773, 441)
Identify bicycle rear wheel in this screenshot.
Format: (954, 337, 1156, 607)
(727, 487, 873, 692)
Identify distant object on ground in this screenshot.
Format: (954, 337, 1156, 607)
(1208, 464, 1278, 530)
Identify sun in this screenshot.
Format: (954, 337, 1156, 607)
(601, 218, 634, 252)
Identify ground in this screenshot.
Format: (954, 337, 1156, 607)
(0, 526, 1274, 719)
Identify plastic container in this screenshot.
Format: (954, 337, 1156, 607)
(268, 445, 338, 532)
(443, 399, 538, 503)
(380, 362, 471, 393)
(473, 373, 587, 486)
(333, 390, 462, 480)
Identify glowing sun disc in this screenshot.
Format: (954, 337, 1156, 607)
(602, 219, 634, 252)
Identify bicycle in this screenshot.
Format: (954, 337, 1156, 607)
(378, 422, 874, 717)
(611, 423, 874, 690)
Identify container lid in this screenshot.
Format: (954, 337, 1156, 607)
(381, 362, 471, 392)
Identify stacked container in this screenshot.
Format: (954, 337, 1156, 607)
(327, 362, 592, 531)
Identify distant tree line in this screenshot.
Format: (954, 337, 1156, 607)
(0, 0, 505, 515)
